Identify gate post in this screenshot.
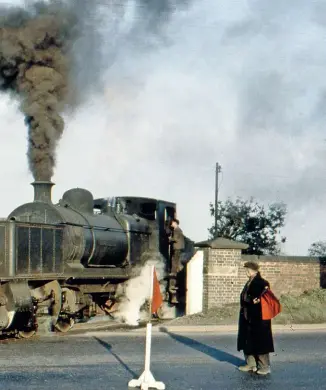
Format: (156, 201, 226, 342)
(195, 238, 248, 313)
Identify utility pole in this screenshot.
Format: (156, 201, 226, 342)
(215, 162, 222, 236)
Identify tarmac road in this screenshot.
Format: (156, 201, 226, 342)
(0, 329, 325, 389)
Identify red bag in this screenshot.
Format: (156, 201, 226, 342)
(261, 288, 282, 320)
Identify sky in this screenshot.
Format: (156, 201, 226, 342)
(1, 0, 326, 255)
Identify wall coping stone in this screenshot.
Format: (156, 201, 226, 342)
(195, 237, 249, 250)
(243, 254, 326, 265)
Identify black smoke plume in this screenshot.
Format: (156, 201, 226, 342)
(0, 0, 191, 181)
(0, 1, 77, 181)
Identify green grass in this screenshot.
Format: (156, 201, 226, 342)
(167, 288, 326, 325)
(275, 288, 326, 324)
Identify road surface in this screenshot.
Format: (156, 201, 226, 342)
(0, 329, 325, 389)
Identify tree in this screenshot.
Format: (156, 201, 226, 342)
(308, 241, 326, 257)
(208, 197, 287, 255)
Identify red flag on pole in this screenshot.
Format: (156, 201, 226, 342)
(129, 267, 166, 389)
(151, 267, 163, 314)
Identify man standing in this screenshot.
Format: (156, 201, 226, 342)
(168, 218, 185, 303)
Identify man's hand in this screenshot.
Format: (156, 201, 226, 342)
(253, 298, 260, 304)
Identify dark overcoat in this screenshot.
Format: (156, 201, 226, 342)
(237, 273, 275, 355)
(170, 226, 185, 251)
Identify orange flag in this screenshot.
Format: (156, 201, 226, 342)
(151, 267, 163, 314)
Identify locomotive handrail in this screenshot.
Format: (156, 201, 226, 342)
(58, 221, 151, 235)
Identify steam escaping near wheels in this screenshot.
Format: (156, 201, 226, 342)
(112, 255, 166, 326)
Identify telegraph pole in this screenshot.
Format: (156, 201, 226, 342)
(215, 162, 222, 236)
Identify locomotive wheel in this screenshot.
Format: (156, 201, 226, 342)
(54, 317, 75, 333)
(54, 287, 77, 333)
(17, 329, 36, 339)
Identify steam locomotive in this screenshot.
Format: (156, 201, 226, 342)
(0, 181, 194, 338)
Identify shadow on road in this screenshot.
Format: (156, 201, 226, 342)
(160, 327, 243, 367)
(93, 336, 137, 377)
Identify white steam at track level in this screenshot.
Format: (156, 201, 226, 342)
(112, 256, 166, 326)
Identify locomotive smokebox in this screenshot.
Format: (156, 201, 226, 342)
(31, 181, 54, 203)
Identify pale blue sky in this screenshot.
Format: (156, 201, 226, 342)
(1, 0, 326, 255)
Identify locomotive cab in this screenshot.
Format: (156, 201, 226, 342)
(93, 196, 176, 264)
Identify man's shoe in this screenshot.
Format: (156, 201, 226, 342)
(238, 365, 257, 372)
(256, 367, 271, 375)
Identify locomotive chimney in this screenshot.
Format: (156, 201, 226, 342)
(31, 181, 54, 203)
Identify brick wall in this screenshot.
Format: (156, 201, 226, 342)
(202, 247, 243, 312)
(243, 255, 326, 297)
(201, 245, 326, 312)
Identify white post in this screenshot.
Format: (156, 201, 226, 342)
(148, 265, 154, 320)
(128, 265, 165, 390)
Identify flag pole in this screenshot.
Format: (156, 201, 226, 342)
(128, 265, 165, 390)
(148, 265, 154, 322)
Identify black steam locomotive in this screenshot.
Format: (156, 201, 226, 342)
(0, 181, 194, 338)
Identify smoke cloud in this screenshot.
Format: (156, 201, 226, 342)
(0, 0, 192, 181)
(1, 0, 326, 255)
(0, 1, 80, 180)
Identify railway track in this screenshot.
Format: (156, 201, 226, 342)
(0, 316, 168, 343)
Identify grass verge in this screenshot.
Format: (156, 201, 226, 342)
(166, 288, 326, 326)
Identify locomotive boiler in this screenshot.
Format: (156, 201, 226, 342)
(0, 181, 192, 338)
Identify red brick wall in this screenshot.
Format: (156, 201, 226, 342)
(243, 255, 326, 297)
(202, 248, 326, 311)
(202, 248, 243, 311)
